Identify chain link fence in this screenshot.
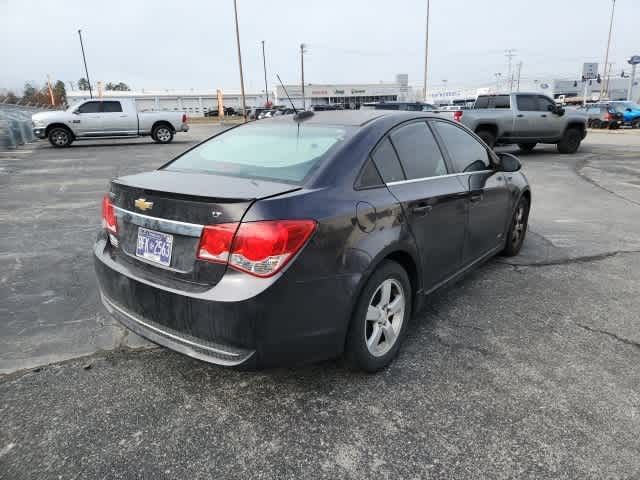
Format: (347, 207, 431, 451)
(0, 104, 54, 151)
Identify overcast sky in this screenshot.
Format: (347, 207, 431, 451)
(0, 0, 637, 94)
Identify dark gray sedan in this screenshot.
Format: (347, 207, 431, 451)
(94, 110, 530, 371)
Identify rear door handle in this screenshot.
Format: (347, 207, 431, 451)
(541, 114, 547, 117)
(516, 114, 524, 118)
(470, 193, 483, 203)
(411, 204, 433, 215)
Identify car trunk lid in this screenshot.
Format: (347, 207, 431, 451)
(108, 170, 300, 287)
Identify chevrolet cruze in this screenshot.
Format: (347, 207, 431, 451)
(94, 110, 530, 371)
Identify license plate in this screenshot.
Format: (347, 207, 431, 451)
(135, 227, 173, 266)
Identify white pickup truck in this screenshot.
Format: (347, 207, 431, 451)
(32, 98, 189, 147)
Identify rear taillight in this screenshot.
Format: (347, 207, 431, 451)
(197, 220, 316, 277)
(101, 194, 117, 234)
(182, 113, 187, 123)
(453, 110, 463, 122)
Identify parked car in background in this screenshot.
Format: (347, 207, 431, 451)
(452, 92, 587, 153)
(607, 101, 640, 128)
(32, 99, 189, 147)
(204, 106, 236, 118)
(362, 101, 436, 112)
(95, 110, 530, 371)
(577, 104, 623, 129)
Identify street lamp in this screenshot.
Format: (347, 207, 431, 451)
(77, 29, 93, 99)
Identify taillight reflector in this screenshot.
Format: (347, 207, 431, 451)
(101, 194, 117, 234)
(197, 220, 316, 277)
(453, 110, 463, 122)
(182, 113, 187, 123)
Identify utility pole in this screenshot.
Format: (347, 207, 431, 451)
(516, 61, 523, 92)
(232, 0, 247, 121)
(77, 29, 93, 99)
(261, 40, 269, 106)
(505, 49, 516, 92)
(599, 0, 616, 100)
(423, 0, 430, 102)
(300, 43, 307, 110)
(494, 73, 502, 92)
(628, 56, 640, 101)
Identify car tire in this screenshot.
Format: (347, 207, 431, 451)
(608, 122, 620, 130)
(152, 124, 174, 144)
(556, 128, 582, 154)
(476, 129, 496, 149)
(48, 127, 73, 148)
(518, 143, 536, 153)
(502, 195, 530, 257)
(345, 260, 412, 372)
(591, 119, 601, 129)
(632, 119, 640, 129)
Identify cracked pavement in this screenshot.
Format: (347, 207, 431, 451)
(1, 127, 639, 479)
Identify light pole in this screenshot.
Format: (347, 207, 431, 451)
(494, 73, 502, 92)
(600, 0, 616, 100)
(505, 49, 516, 92)
(232, 0, 247, 121)
(261, 40, 269, 106)
(300, 43, 307, 110)
(77, 29, 93, 99)
(423, 0, 430, 102)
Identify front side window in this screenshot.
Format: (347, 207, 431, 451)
(102, 101, 123, 113)
(432, 121, 491, 173)
(389, 122, 447, 180)
(76, 101, 101, 114)
(165, 122, 349, 184)
(537, 96, 556, 112)
(371, 137, 404, 183)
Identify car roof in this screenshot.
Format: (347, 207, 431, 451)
(263, 110, 436, 127)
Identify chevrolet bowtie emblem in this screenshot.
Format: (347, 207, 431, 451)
(134, 198, 154, 211)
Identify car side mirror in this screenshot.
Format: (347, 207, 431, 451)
(497, 153, 521, 172)
(72, 110, 80, 115)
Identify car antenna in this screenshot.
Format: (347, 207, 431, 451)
(277, 74, 298, 114)
(277, 74, 314, 121)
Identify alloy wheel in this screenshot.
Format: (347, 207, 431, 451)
(365, 278, 405, 357)
(156, 128, 171, 142)
(52, 130, 68, 146)
(511, 204, 526, 247)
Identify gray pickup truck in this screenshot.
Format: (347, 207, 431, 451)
(454, 92, 587, 153)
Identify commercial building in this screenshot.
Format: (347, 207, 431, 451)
(67, 89, 265, 117)
(276, 74, 411, 109)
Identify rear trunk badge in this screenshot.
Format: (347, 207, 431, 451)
(134, 198, 154, 211)
(211, 211, 222, 218)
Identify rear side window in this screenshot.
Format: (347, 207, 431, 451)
(474, 95, 510, 109)
(389, 122, 447, 179)
(371, 137, 404, 183)
(76, 101, 101, 114)
(103, 101, 123, 113)
(355, 160, 384, 189)
(432, 121, 491, 173)
(516, 95, 538, 111)
(165, 122, 349, 184)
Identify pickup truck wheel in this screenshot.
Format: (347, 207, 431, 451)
(591, 119, 601, 129)
(556, 128, 582, 154)
(476, 129, 496, 149)
(152, 125, 174, 144)
(518, 143, 536, 153)
(48, 127, 73, 148)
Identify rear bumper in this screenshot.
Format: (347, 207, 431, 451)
(180, 123, 189, 132)
(94, 237, 355, 367)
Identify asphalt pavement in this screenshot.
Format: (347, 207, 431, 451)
(1, 126, 639, 479)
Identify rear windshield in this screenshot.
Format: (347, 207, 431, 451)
(164, 122, 349, 184)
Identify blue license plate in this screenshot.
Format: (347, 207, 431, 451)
(135, 227, 173, 266)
